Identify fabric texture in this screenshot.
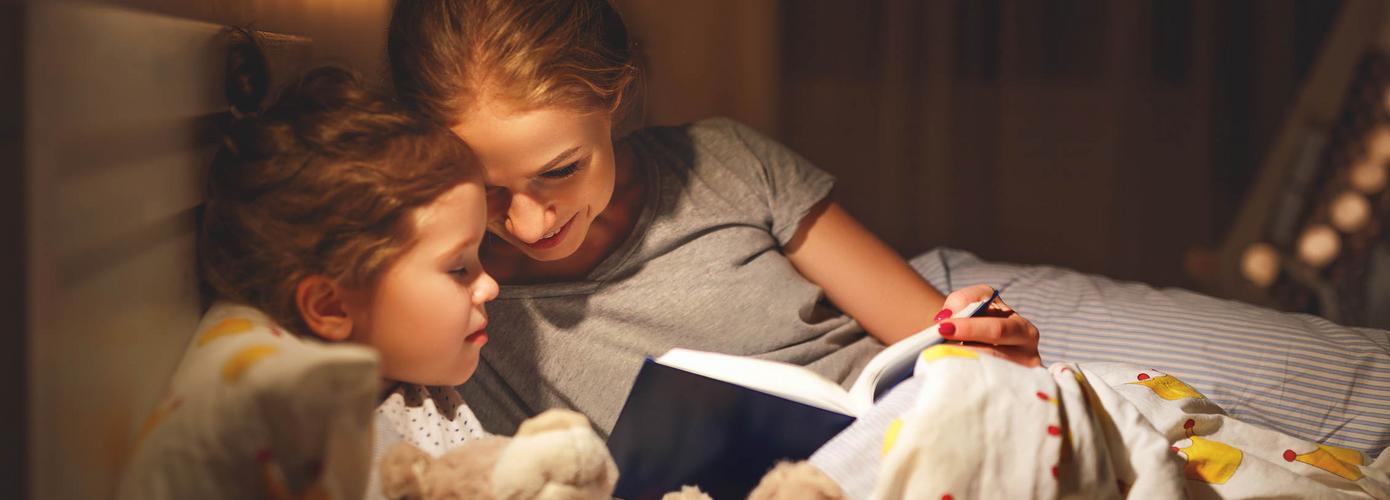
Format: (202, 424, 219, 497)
(364, 385, 488, 500)
(869, 347, 1185, 499)
(910, 247, 1390, 458)
(865, 347, 1388, 499)
(461, 117, 879, 435)
(116, 302, 380, 500)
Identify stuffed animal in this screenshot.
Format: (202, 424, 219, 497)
(378, 409, 618, 500)
(747, 461, 845, 500)
(660, 461, 845, 500)
(379, 408, 844, 500)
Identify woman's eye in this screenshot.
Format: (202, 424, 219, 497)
(540, 162, 580, 179)
(449, 266, 469, 277)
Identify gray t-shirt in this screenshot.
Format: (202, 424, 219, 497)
(459, 117, 886, 435)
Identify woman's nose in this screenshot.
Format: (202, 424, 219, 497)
(504, 194, 550, 243)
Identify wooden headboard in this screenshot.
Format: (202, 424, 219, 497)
(20, 4, 316, 498)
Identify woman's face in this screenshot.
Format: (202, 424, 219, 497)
(449, 101, 617, 262)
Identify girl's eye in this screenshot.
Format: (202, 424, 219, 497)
(540, 162, 580, 179)
(449, 266, 469, 277)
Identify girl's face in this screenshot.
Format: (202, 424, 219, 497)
(345, 182, 498, 386)
(449, 102, 617, 262)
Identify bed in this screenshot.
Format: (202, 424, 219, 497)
(912, 248, 1390, 458)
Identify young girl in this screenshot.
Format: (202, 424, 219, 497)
(386, 0, 1043, 436)
(197, 66, 498, 453)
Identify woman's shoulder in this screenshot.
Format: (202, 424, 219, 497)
(627, 116, 769, 148)
(628, 116, 788, 175)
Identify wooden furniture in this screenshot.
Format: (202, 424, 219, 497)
(1217, 0, 1390, 328)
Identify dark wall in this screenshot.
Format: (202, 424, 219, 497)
(774, 0, 1342, 288)
(0, 3, 26, 497)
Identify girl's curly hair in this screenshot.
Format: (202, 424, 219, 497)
(198, 66, 477, 333)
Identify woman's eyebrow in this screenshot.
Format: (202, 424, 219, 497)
(532, 146, 581, 176)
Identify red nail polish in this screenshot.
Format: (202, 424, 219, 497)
(939, 322, 955, 336)
(934, 309, 952, 322)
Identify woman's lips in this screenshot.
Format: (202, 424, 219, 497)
(526, 214, 575, 250)
(465, 329, 488, 346)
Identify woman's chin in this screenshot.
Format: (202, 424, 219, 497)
(521, 236, 584, 262)
(524, 247, 577, 262)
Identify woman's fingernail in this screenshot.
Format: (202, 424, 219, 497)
(939, 322, 956, 336)
(934, 309, 952, 322)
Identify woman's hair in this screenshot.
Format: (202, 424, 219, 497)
(387, 0, 639, 126)
(198, 66, 476, 333)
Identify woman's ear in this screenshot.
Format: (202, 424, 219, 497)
(295, 275, 355, 341)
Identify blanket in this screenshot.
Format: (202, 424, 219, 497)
(811, 345, 1390, 499)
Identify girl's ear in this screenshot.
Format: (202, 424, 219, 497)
(295, 275, 355, 341)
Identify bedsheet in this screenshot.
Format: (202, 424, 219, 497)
(814, 345, 1389, 499)
(909, 248, 1390, 457)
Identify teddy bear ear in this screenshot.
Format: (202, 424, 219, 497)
(748, 461, 845, 500)
(661, 485, 714, 500)
(378, 442, 430, 499)
(515, 408, 591, 436)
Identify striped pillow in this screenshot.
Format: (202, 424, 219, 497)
(910, 248, 1390, 458)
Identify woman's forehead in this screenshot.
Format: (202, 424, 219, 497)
(449, 105, 610, 176)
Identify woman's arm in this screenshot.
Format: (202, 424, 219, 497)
(786, 199, 1043, 366)
(784, 199, 946, 344)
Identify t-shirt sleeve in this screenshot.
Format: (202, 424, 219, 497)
(701, 117, 836, 245)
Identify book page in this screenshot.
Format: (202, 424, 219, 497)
(845, 292, 997, 414)
(656, 349, 855, 415)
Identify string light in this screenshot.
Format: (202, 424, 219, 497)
(1240, 242, 1280, 288)
(1329, 191, 1372, 232)
(1348, 160, 1387, 194)
(1296, 224, 1340, 269)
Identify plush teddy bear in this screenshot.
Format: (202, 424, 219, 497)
(378, 409, 618, 500)
(379, 408, 844, 500)
(660, 461, 845, 500)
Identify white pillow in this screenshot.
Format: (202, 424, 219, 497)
(117, 302, 380, 500)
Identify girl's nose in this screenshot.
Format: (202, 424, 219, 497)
(475, 270, 499, 303)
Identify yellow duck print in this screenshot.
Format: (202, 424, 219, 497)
(1283, 444, 1365, 481)
(198, 318, 255, 346)
(222, 345, 279, 383)
(1174, 419, 1243, 484)
(1129, 372, 1205, 400)
(134, 396, 183, 445)
(920, 344, 979, 362)
(882, 418, 904, 457)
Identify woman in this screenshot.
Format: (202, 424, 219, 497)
(386, 0, 1044, 435)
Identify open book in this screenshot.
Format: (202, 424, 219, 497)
(607, 290, 999, 500)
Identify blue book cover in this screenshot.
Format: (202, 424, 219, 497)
(606, 290, 999, 499)
(608, 359, 855, 499)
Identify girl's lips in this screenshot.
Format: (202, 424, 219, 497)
(465, 329, 488, 346)
(526, 214, 575, 250)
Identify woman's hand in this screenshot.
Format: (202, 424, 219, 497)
(933, 284, 1042, 367)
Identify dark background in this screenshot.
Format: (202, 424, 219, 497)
(622, 0, 1343, 291)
